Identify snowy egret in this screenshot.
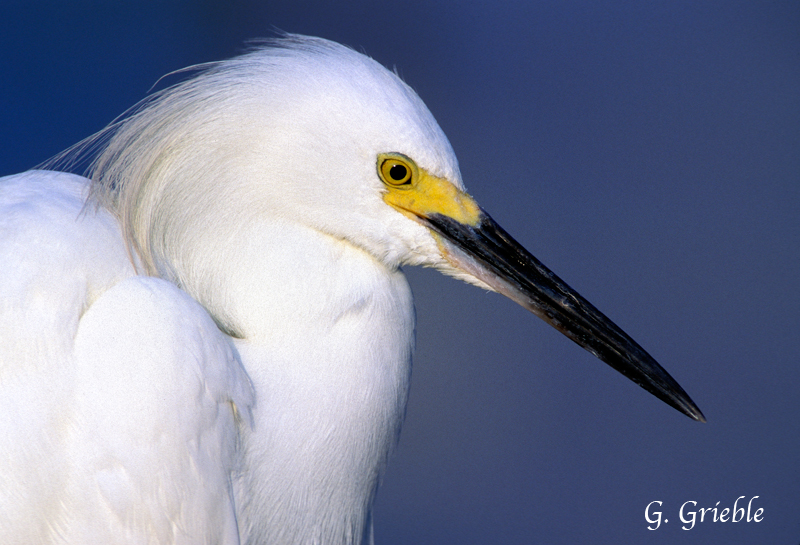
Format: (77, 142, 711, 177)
(0, 35, 703, 544)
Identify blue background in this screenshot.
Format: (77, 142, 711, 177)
(2, 1, 798, 543)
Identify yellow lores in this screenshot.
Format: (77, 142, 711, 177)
(378, 153, 482, 227)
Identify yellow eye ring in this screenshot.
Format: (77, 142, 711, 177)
(378, 154, 415, 187)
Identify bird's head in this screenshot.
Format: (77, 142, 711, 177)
(85, 35, 703, 422)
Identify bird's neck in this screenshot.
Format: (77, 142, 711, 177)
(203, 222, 414, 544)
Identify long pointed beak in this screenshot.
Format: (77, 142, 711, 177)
(425, 209, 705, 422)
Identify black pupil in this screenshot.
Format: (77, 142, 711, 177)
(389, 163, 408, 182)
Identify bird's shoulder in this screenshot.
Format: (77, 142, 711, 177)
(0, 170, 253, 543)
(0, 170, 133, 358)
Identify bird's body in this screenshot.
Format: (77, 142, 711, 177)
(0, 36, 702, 544)
(1, 173, 410, 544)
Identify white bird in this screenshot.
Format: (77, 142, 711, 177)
(0, 35, 703, 544)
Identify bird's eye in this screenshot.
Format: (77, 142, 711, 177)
(378, 154, 415, 187)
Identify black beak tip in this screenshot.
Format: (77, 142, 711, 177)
(675, 395, 706, 423)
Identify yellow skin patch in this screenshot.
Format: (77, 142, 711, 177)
(378, 153, 482, 227)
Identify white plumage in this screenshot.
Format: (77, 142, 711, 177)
(0, 35, 702, 544)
